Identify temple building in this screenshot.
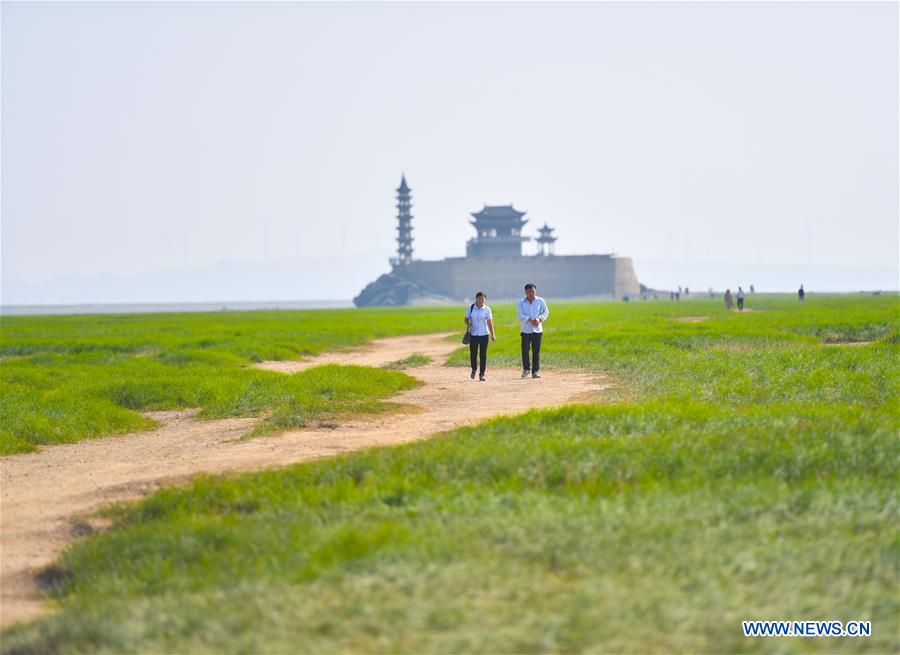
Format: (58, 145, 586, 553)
(354, 176, 642, 306)
(466, 205, 530, 258)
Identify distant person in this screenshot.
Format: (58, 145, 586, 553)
(518, 283, 549, 379)
(684, 287, 690, 296)
(464, 291, 495, 381)
(724, 289, 733, 311)
(708, 287, 715, 298)
(737, 286, 745, 311)
(798, 285, 805, 303)
(750, 284, 755, 294)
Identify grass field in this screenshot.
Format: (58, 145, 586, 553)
(1, 294, 898, 653)
(0, 307, 460, 454)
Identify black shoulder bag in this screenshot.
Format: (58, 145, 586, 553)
(462, 303, 476, 344)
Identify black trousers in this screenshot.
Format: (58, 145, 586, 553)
(521, 332, 543, 372)
(469, 334, 489, 375)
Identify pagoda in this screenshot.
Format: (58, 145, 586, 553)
(391, 175, 413, 267)
(466, 205, 530, 258)
(535, 222, 557, 256)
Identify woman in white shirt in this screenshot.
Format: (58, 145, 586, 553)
(464, 291, 496, 381)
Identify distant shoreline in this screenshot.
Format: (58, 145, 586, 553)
(0, 300, 354, 316)
(2, 291, 895, 317)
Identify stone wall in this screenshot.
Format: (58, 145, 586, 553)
(401, 254, 641, 301)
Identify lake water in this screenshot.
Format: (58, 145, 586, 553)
(0, 300, 354, 316)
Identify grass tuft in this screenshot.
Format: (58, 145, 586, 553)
(381, 353, 432, 370)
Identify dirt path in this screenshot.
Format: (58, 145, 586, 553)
(0, 333, 609, 628)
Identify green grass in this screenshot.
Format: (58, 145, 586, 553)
(0, 308, 459, 454)
(381, 353, 432, 370)
(1, 294, 898, 653)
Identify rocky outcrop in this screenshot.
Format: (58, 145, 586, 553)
(353, 271, 456, 307)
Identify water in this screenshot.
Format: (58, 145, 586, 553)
(0, 300, 354, 316)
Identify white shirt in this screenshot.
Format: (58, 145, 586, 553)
(465, 304, 493, 336)
(517, 296, 549, 334)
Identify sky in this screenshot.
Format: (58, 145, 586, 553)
(2, 1, 898, 303)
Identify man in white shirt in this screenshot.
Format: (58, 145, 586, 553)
(517, 283, 550, 379)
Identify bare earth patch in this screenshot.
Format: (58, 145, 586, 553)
(674, 316, 709, 323)
(0, 333, 608, 627)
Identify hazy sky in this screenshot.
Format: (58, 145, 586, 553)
(2, 1, 898, 301)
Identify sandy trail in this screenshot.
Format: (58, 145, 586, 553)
(0, 333, 608, 628)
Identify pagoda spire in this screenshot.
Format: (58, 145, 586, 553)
(392, 175, 413, 267)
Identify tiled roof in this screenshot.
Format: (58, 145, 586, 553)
(471, 205, 526, 221)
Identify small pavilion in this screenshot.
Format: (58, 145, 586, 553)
(535, 222, 558, 256)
